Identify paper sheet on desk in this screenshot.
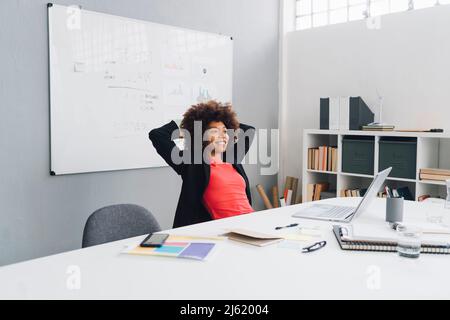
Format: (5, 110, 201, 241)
(277, 227, 324, 249)
(280, 226, 323, 241)
(121, 235, 221, 261)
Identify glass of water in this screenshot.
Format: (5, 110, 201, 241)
(396, 225, 421, 259)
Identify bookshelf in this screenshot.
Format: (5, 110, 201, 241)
(302, 129, 450, 202)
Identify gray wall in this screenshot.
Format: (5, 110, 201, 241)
(0, 0, 279, 266)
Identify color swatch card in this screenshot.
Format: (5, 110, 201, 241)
(122, 235, 218, 261)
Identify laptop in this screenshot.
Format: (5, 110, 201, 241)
(292, 167, 392, 222)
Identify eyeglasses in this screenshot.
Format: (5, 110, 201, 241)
(302, 241, 326, 253)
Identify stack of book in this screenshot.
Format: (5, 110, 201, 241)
(340, 186, 413, 200)
(340, 189, 367, 197)
(307, 146, 337, 172)
(376, 186, 413, 200)
(306, 183, 333, 202)
(280, 176, 300, 206)
(361, 124, 395, 131)
(419, 168, 450, 182)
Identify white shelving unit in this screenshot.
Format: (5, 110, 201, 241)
(302, 129, 450, 202)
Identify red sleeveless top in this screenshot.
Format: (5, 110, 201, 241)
(203, 158, 254, 220)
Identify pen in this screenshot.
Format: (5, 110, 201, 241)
(275, 223, 299, 230)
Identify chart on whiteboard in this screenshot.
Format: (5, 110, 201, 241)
(48, 4, 233, 175)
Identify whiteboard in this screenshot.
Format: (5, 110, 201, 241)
(48, 4, 233, 175)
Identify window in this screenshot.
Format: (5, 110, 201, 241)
(296, 0, 450, 30)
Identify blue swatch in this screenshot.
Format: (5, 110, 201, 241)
(154, 245, 185, 254)
(178, 243, 215, 260)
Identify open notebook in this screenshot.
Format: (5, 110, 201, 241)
(333, 225, 450, 254)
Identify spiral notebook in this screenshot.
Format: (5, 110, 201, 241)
(333, 225, 450, 254)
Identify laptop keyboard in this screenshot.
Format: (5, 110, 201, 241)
(317, 206, 354, 218)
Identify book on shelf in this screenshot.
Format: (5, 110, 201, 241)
(314, 149, 319, 170)
(307, 183, 330, 202)
(418, 194, 431, 202)
(307, 146, 338, 172)
(340, 188, 367, 198)
(318, 147, 323, 171)
(313, 184, 323, 201)
(327, 147, 332, 172)
(419, 168, 450, 182)
(340, 186, 413, 200)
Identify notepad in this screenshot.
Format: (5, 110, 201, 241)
(122, 235, 218, 261)
(223, 229, 284, 247)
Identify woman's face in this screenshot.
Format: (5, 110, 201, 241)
(205, 121, 229, 154)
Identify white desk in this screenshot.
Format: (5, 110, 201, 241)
(1, 198, 450, 299)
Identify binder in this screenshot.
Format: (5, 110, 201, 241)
(333, 225, 450, 254)
(321, 96, 374, 131)
(349, 97, 374, 130)
(339, 96, 350, 130)
(320, 97, 340, 130)
(320, 98, 329, 130)
(329, 97, 340, 130)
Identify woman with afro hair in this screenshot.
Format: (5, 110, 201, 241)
(149, 100, 255, 228)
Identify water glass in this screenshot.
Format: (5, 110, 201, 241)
(396, 225, 421, 259)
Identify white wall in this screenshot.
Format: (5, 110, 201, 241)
(281, 5, 450, 190)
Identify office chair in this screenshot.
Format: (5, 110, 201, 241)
(82, 204, 161, 248)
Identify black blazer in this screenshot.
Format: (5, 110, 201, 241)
(149, 120, 255, 228)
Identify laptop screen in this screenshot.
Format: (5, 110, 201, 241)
(347, 167, 392, 220)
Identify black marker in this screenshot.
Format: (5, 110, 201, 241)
(275, 223, 299, 230)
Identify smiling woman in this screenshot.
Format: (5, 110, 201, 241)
(149, 100, 256, 227)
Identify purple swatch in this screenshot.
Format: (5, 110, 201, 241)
(178, 243, 215, 260)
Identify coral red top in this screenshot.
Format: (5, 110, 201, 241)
(203, 158, 254, 220)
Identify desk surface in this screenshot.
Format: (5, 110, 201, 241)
(1, 198, 450, 299)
